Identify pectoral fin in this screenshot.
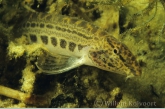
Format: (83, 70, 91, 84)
(36, 53, 85, 74)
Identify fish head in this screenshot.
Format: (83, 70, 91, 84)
(88, 37, 141, 78)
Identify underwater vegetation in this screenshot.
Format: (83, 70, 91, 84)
(0, 0, 165, 107)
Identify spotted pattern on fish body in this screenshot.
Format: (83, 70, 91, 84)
(30, 34, 37, 42)
(41, 35, 48, 44)
(69, 42, 76, 52)
(14, 12, 141, 77)
(51, 37, 57, 47)
(60, 39, 67, 48)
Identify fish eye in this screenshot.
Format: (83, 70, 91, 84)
(114, 48, 118, 54)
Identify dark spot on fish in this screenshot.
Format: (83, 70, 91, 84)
(113, 41, 117, 45)
(67, 29, 71, 33)
(69, 42, 76, 52)
(72, 30, 77, 35)
(108, 62, 115, 67)
(26, 22, 30, 27)
(102, 58, 106, 63)
(60, 39, 67, 48)
(128, 52, 132, 57)
(30, 34, 37, 42)
(46, 24, 54, 29)
(45, 15, 52, 20)
(110, 58, 113, 62)
(31, 23, 35, 27)
(119, 55, 126, 62)
(131, 56, 135, 61)
(77, 21, 87, 27)
(51, 37, 57, 47)
(70, 18, 78, 24)
(78, 44, 83, 51)
(77, 32, 85, 38)
(97, 50, 104, 54)
(76, 31, 91, 39)
(56, 26, 61, 30)
(62, 18, 68, 23)
(99, 31, 107, 36)
(41, 35, 48, 44)
(91, 27, 98, 33)
(61, 28, 66, 32)
(90, 51, 97, 58)
(40, 23, 44, 28)
(86, 27, 92, 31)
(107, 38, 114, 48)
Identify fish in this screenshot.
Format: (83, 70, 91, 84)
(14, 12, 141, 78)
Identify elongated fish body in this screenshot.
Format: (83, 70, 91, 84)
(15, 12, 141, 78)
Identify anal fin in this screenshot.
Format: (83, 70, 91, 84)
(36, 52, 85, 74)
